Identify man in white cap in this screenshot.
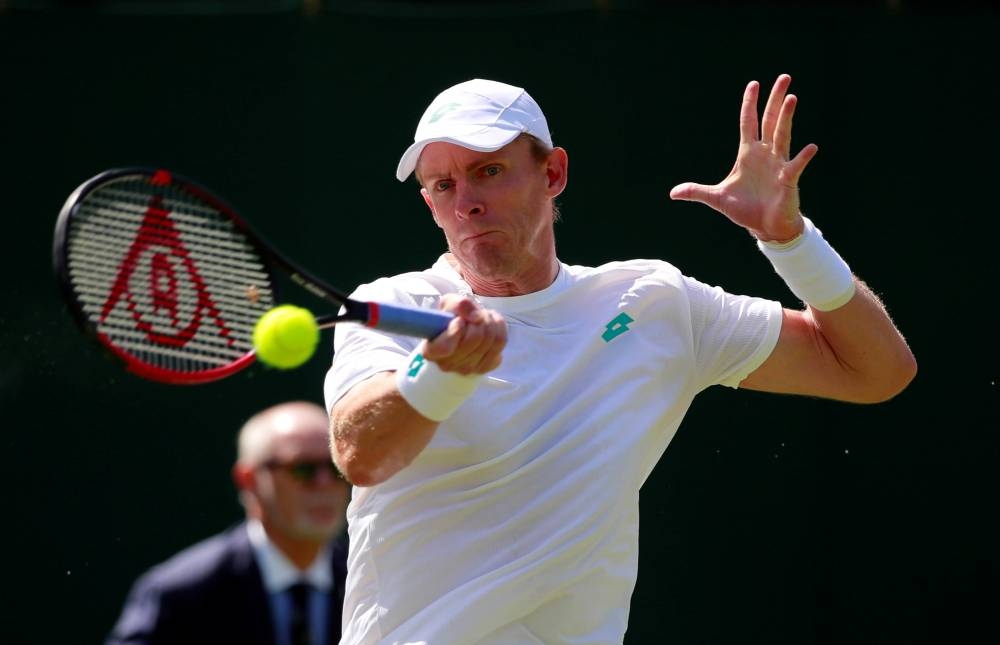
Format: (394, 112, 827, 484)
(325, 76, 916, 644)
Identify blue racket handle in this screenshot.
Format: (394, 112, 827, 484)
(368, 301, 453, 338)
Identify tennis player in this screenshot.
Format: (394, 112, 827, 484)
(324, 76, 916, 644)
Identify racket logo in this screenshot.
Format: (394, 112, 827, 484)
(99, 194, 234, 348)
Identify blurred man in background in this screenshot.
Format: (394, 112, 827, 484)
(108, 400, 350, 645)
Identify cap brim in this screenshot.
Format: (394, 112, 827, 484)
(395, 128, 523, 182)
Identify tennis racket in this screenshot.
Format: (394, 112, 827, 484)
(52, 167, 452, 384)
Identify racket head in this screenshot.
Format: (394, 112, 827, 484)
(53, 168, 280, 384)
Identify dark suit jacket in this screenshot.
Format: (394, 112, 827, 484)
(107, 522, 347, 645)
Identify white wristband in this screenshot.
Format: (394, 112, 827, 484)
(757, 216, 856, 311)
(396, 347, 483, 422)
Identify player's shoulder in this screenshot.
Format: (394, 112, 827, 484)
(566, 258, 684, 286)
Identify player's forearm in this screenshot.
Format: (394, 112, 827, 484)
(330, 371, 439, 487)
(741, 281, 916, 402)
(748, 214, 916, 402)
(808, 279, 917, 403)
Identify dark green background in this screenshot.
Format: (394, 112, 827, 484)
(2, 1, 997, 643)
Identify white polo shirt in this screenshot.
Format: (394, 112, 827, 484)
(325, 256, 782, 645)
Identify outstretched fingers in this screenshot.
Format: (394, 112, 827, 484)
(739, 80, 760, 145)
(761, 74, 791, 145)
(783, 143, 819, 187)
(772, 94, 798, 159)
(669, 181, 722, 211)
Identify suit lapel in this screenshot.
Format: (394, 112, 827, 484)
(326, 533, 349, 644)
(227, 523, 276, 642)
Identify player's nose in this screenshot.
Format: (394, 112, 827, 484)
(454, 183, 485, 220)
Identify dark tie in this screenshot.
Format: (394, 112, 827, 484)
(288, 582, 313, 645)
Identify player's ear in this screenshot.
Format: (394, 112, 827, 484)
(421, 188, 443, 228)
(544, 147, 568, 199)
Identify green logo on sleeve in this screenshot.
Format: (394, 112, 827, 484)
(601, 312, 634, 343)
(407, 353, 426, 377)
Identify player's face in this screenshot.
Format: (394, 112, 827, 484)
(417, 137, 567, 296)
(255, 418, 350, 543)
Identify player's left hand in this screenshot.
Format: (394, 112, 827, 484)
(669, 74, 818, 243)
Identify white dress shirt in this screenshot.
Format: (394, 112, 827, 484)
(247, 520, 334, 645)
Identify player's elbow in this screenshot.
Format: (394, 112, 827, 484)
(334, 460, 378, 488)
(348, 470, 397, 487)
(884, 356, 919, 401)
(853, 353, 918, 404)
(333, 449, 407, 487)
(330, 421, 412, 487)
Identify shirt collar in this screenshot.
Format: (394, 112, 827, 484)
(431, 253, 570, 313)
(246, 520, 334, 593)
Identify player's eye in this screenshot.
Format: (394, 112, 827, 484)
(435, 180, 453, 192)
(483, 165, 502, 177)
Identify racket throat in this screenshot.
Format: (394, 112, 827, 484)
(334, 300, 375, 328)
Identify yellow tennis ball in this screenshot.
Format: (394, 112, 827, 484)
(252, 305, 320, 369)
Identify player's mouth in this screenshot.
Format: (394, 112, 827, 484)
(463, 230, 502, 243)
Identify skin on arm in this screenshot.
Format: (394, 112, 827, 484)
(671, 74, 916, 402)
(330, 295, 507, 486)
(741, 284, 916, 403)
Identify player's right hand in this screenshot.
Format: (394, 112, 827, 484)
(422, 294, 507, 375)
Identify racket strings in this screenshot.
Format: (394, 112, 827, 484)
(65, 176, 275, 373)
(69, 210, 272, 286)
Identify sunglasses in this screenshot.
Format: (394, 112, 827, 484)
(263, 459, 343, 483)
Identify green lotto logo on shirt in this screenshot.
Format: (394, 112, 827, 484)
(602, 312, 634, 342)
(407, 353, 426, 377)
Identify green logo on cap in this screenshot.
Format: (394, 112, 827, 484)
(428, 102, 461, 124)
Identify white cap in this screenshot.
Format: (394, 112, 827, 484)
(395, 79, 553, 182)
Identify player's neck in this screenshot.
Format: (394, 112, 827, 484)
(446, 253, 559, 297)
